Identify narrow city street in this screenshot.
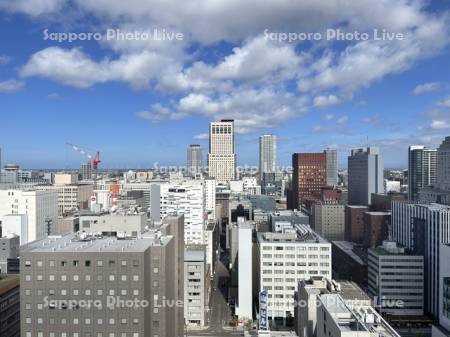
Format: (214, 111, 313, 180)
(187, 250, 244, 337)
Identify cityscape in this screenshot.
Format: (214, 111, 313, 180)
(1, 1, 450, 337)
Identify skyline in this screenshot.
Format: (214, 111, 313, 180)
(1, 1, 450, 168)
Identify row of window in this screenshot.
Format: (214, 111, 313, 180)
(25, 259, 146, 268)
(25, 274, 146, 282)
(24, 333, 148, 337)
(262, 246, 329, 251)
(25, 318, 140, 325)
(261, 254, 330, 259)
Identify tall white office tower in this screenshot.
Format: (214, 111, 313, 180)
(187, 144, 203, 176)
(348, 147, 384, 205)
(259, 135, 277, 181)
(208, 119, 236, 183)
(408, 146, 437, 202)
(437, 136, 450, 191)
(324, 148, 338, 186)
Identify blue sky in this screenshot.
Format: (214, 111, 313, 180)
(0, 0, 450, 169)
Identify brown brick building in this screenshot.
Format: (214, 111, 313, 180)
(345, 205, 369, 243)
(292, 153, 327, 209)
(363, 211, 390, 248)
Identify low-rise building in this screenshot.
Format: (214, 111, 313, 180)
(0, 274, 20, 337)
(317, 293, 400, 337)
(332, 241, 368, 287)
(0, 234, 19, 274)
(294, 277, 371, 337)
(79, 210, 146, 237)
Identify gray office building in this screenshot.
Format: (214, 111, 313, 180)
(187, 144, 203, 176)
(408, 146, 437, 202)
(368, 241, 424, 316)
(259, 135, 277, 181)
(324, 148, 338, 186)
(348, 147, 384, 205)
(20, 216, 185, 337)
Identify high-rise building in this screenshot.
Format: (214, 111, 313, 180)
(437, 136, 450, 191)
(20, 224, 184, 337)
(292, 153, 327, 209)
(159, 180, 207, 245)
(208, 119, 236, 183)
(259, 135, 277, 181)
(348, 147, 384, 205)
(368, 240, 424, 316)
(408, 146, 437, 201)
(392, 202, 450, 317)
(324, 148, 338, 186)
(80, 161, 93, 180)
(187, 144, 203, 176)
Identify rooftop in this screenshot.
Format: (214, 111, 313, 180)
(0, 274, 20, 296)
(20, 232, 171, 254)
(185, 248, 205, 262)
(332, 241, 366, 266)
(258, 224, 328, 244)
(320, 294, 400, 337)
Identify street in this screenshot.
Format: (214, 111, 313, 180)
(187, 250, 243, 337)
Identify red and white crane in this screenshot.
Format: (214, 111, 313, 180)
(66, 142, 101, 189)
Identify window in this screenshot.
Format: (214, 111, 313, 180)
(97, 260, 103, 267)
(73, 260, 79, 267)
(444, 278, 450, 319)
(25, 260, 31, 267)
(85, 260, 91, 267)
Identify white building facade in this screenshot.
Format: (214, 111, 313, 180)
(0, 189, 58, 244)
(257, 226, 331, 322)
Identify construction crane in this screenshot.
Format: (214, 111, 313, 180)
(66, 142, 101, 188)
